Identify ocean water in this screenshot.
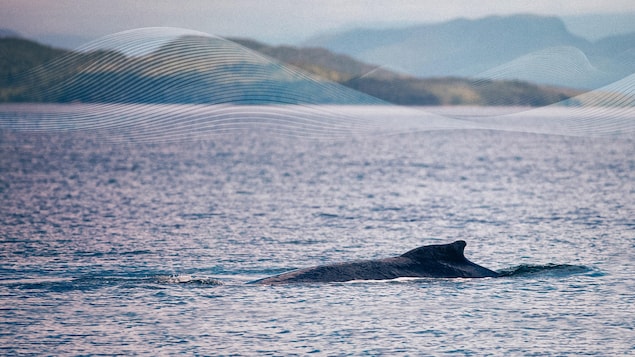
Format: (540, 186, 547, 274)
(1, 105, 634, 356)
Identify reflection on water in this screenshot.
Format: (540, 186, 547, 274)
(0, 105, 634, 355)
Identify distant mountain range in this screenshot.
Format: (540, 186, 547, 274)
(0, 33, 584, 106)
(0, 34, 383, 105)
(232, 38, 581, 106)
(304, 14, 634, 90)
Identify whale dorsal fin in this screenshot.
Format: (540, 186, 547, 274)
(401, 240, 467, 262)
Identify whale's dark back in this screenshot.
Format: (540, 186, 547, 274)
(252, 240, 498, 284)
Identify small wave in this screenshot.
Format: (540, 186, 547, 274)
(152, 275, 223, 285)
(497, 264, 595, 278)
(4, 274, 222, 292)
(344, 277, 428, 284)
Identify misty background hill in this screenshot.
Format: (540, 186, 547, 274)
(0, 34, 383, 105)
(304, 14, 634, 90)
(0, 34, 581, 106)
(2, 13, 632, 95)
(231, 38, 581, 106)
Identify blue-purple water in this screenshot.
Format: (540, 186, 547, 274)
(1, 105, 634, 355)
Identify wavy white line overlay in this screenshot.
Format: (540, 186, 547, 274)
(1, 27, 633, 142)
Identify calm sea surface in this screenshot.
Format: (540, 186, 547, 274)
(1, 105, 634, 356)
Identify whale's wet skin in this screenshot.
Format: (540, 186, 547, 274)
(253, 240, 499, 284)
(1, 106, 634, 355)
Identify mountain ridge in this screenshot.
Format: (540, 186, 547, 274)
(303, 14, 634, 89)
(0, 35, 581, 106)
(232, 37, 581, 106)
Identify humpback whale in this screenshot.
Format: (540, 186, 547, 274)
(252, 240, 499, 284)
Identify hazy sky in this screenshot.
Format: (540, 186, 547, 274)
(2, 0, 635, 45)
